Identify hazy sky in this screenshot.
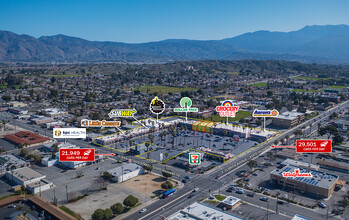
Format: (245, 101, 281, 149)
(0, 0, 348, 43)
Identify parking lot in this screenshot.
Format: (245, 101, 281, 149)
(114, 129, 259, 164)
(227, 151, 349, 216)
(31, 158, 121, 205)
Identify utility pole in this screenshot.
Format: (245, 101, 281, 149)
(266, 201, 269, 220)
(276, 192, 280, 214)
(326, 206, 329, 220)
(66, 185, 68, 203)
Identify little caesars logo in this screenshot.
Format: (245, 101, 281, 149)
(108, 109, 137, 118)
(81, 119, 121, 127)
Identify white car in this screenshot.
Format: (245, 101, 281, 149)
(193, 188, 199, 192)
(140, 208, 147, 213)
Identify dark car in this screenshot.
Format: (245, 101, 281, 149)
(182, 179, 187, 183)
(247, 192, 254, 197)
(260, 197, 269, 202)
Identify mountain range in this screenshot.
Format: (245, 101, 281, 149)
(1, 25, 349, 63)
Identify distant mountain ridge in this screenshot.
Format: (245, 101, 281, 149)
(1, 25, 349, 63)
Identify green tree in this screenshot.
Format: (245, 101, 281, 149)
(162, 170, 173, 180)
(103, 208, 113, 219)
(247, 160, 258, 172)
(110, 203, 124, 215)
(123, 195, 139, 208)
(161, 181, 174, 190)
(145, 142, 151, 159)
(102, 172, 113, 180)
(143, 163, 153, 173)
(92, 209, 104, 220)
(2, 95, 11, 102)
(333, 134, 344, 145)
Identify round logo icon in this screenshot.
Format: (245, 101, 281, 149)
(180, 97, 192, 108)
(81, 119, 89, 127)
(54, 130, 61, 137)
(271, 110, 279, 116)
(150, 96, 165, 115)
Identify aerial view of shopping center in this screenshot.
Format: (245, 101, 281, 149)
(1, 1, 349, 220)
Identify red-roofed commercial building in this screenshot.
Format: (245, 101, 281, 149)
(4, 131, 50, 146)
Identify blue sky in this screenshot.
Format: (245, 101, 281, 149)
(0, 0, 348, 43)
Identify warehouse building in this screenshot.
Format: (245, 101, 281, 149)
(270, 165, 339, 198)
(168, 202, 243, 220)
(5, 167, 54, 194)
(107, 163, 144, 183)
(0, 154, 30, 174)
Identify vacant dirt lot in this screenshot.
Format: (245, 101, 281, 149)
(121, 173, 169, 197)
(66, 173, 168, 220)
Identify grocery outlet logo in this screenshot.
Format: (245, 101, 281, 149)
(282, 169, 312, 178)
(215, 100, 239, 117)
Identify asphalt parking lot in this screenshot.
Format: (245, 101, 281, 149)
(31, 158, 121, 205)
(115, 129, 259, 163)
(0, 175, 13, 197)
(0, 138, 16, 151)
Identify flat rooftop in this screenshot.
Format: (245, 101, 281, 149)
(168, 202, 243, 220)
(107, 163, 142, 176)
(281, 159, 319, 170)
(277, 111, 304, 120)
(9, 167, 45, 182)
(0, 154, 28, 167)
(221, 196, 241, 207)
(271, 165, 338, 189)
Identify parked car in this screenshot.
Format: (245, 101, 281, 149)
(247, 192, 254, 197)
(318, 201, 327, 208)
(193, 188, 199, 192)
(252, 173, 258, 176)
(185, 175, 191, 179)
(260, 197, 269, 202)
(140, 208, 147, 213)
(8, 204, 16, 208)
(277, 201, 284, 205)
(236, 189, 244, 194)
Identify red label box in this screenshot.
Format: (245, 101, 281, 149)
(296, 140, 332, 153)
(59, 148, 95, 162)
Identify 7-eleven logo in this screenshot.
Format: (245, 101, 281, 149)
(189, 153, 201, 165)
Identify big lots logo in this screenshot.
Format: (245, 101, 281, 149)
(282, 168, 312, 178)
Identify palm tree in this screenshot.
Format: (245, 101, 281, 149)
(267, 151, 276, 161)
(223, 130, 228, 150)
(247, 160, 258, 173)
(2, 120, 7, 130)
(145, 142, 150, 159)
(129, 140, 133, 151)
(285, 135, 290, 145)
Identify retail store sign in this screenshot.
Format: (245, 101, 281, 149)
(108, 109, 137, 118)
(215, 100, 239, 117)
(173, 97, 198, 112)
(252, 109, 279, 117)
(53, 128, 86, 139)
(189, 153, 201, 165)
